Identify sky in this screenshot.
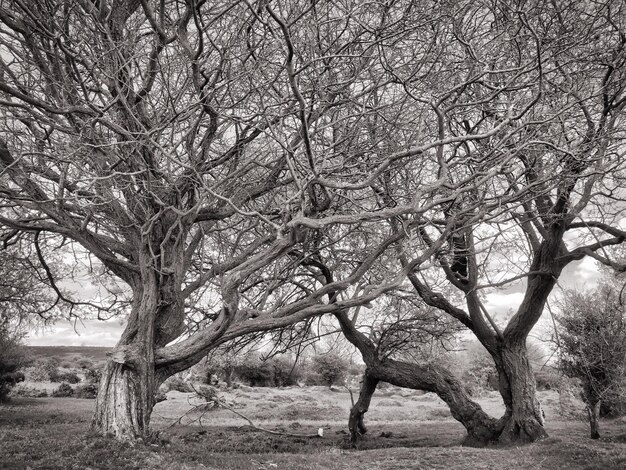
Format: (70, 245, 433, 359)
(25, 256, 604, 348)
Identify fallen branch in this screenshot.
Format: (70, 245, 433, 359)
(217, 398, 324, 438)
(169, 383, 324, 438)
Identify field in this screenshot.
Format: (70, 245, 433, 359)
(23, 346, 111, 365)
(2, 385, 626, 470)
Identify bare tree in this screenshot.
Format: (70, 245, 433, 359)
(1, 0, 622, 444)
(0, 0, 503, 440)
(384, 0, 626, 442)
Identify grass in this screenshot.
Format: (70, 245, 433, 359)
(2, 387, 626, 469)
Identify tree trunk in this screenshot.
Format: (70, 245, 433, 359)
(588, 400, 601, 439)
(92, 359, 157, 441)
(497, 341, 548, 443)
(369, 359, 502, 445)
(349, 372, 379, 445)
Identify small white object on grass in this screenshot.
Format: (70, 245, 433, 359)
(317, 427, 324, 437)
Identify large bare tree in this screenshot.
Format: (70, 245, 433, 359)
(376, 0, 626, 442)
(1, 0, 622, 444)
(0, 0, 510, 440)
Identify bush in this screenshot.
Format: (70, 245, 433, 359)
(52, 383, 74, 397)
(535, 368, 561, 391)
(234, 355, 274, 387)
(164, 376, 193, 393)
(77, 358, 94, 369)
(558, 287, 626, 436)
(25, 365, 50, 382)
(310, 353, 348, 387)
(269, 356, 302, 387)
(0, 326, 29, 402)
(198, 352, 239, 386)
(84, 368, 102, 384)
(75, 383, 98, 399)
(41, 357, 60, 373)
(11, 384, 48, 398)
(462, 365, 499, 396)
(49, 370, 81, 384)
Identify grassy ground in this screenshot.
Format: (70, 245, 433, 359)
(2, 387, 626, 469)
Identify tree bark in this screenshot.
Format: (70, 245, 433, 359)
(497, 341, 548, 443)
(91, 254, 163, 441)
(588, 400, 601, 439)
(368, 359, 503, 445)
(91, 359, 157, 441)
(349, 372, 379, 445)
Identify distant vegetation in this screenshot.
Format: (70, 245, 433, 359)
(24, 346, 111, 364)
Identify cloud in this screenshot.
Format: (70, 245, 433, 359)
(484, 291, 525, 316)
(559, 257, 602, 291)
(26, 318, 124, 347)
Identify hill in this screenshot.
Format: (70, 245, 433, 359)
(24, 346, 111, 364)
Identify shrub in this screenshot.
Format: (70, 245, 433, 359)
(84, 368, 102, 384)
(75, 383, 98, 399)
(41, 357, 60, 373)
(164, 376, 193, 393)
(77, 359, 94, 369)
(535, 368, 561, 391)
(198, 352, 239, 386)
(310, 353, 348, 387)
(52, 383, 74, 397)
(0, 326, 28, 402)
(234, 355, 274, 387)
(269, 356, 302, 387)
(25, 365, 50, 382)
(11, 384, 48, 398)
(558, 287, 626, 438)
(49, 370, 81, 384)
(462, 365, 498, 396)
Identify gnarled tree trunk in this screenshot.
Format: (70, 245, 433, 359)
(497, 341, 548, 443)
(348, 372, 379, 444)
(349, 359, 503, 446)
(92, 359, 157, 441)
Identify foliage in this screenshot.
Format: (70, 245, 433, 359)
(24, 365, 50, 382)
(10, 384, 48, 398)
(558, 287, 626, 426)
(84, 368, 102, 385)
(49, 370, 81, 384)
(534, 368, 562, 392)
(77, 359, 94, 369)
(164, 376, 194, 393)
(230, 353, 302, 387)
(310, 353, 349, 387)
(75, 383, 98, 399)
(52, 383, 74, 398)
(233, 355, 275, 387)
(269, 356, 302, 387)
(195, 350, 241, 386)
(0, 324, 29, 402)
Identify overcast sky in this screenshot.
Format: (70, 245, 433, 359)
(25, 256, 603, 348)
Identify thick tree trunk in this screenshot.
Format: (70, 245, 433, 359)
(497, 342, 548, 443)
(92, 359, 157, 441)
(588, 400, 601, 439)
(369, 359, 502, 445)
(349, 372, 379, 445)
